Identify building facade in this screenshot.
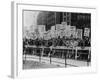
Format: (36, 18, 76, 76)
(37, 11, 71, 31)
(37, 11, 91, 37)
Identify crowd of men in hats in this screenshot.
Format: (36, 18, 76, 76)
(23, 34, 91, 61)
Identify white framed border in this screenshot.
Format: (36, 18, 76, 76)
(11, 1, 97, 78)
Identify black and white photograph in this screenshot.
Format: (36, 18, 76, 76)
(22, 10, 91, 69)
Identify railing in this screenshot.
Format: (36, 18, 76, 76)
(23, 45, 91, 67)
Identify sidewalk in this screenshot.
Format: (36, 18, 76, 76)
(23, 55, 90, 69)
(23, 60, 60, 69)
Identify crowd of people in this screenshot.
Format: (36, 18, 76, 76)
(23, 36, 90, 47)
(23, 36, 91, 61)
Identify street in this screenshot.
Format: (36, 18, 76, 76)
(23, 55, 90, 69)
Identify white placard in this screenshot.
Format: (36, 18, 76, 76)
(76, 29, 83, 39)
(43, 30, 51, 40)
(38, 25, 46, 38)
(59, 29, 65, 38)
(65, 25, 71, 37)
(70, 26, 76, 38)
(51, 25, 55, 31)
(56, 24, 65, 31)
(61, 22, 67, 25)
(84, 28, 90, 37)
(38, 25, 45, 33)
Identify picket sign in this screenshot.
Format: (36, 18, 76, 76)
(76, 29, 83, 39)
(84, 28, 90, 37)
